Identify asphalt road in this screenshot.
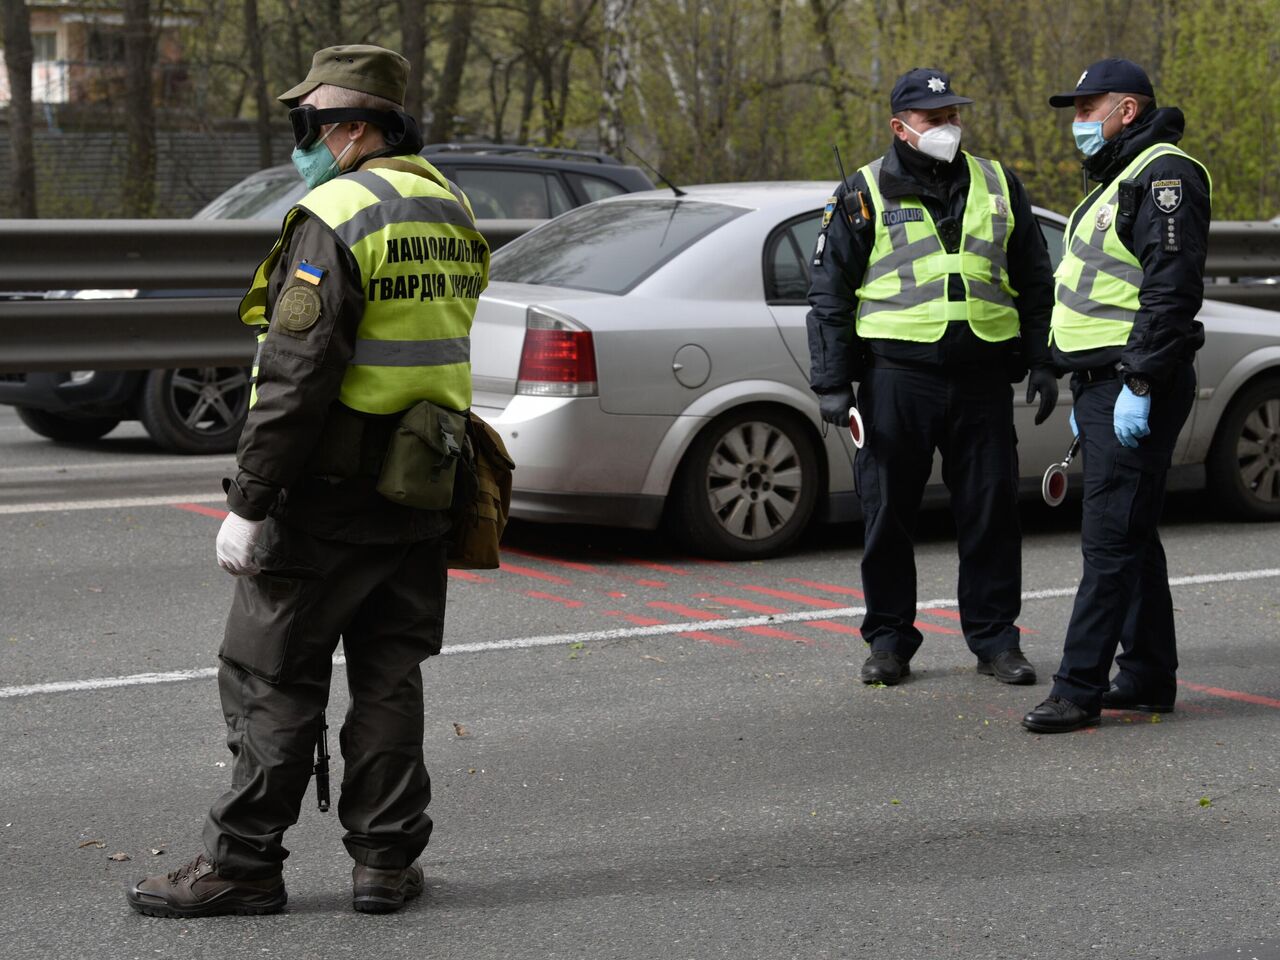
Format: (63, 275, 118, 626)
(2, 406, 1278, 960)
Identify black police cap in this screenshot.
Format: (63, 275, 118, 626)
(889, 68, 974, 112)
(1049, 58, 1155, 107)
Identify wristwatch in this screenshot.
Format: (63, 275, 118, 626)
(1123, 373, 1151, 397)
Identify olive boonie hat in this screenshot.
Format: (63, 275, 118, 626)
(277, 44, 409, 106)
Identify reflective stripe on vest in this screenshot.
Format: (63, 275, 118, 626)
(854, 152, 1019, 343)
(1049, 142, 1211, 353)
(238, 154, 488, 415)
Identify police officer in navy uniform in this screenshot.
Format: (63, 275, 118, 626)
(807, 68, 1057, 687)
(1023, 59, 1211, 733)
(127, 45, 488, 916)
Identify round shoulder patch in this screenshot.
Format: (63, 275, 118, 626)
(276, 285, 321, 333)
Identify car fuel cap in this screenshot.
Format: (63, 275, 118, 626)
(672, 344, 711, 389)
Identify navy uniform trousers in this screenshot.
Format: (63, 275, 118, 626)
(203, 517, 448, 879)
(1050, 364, 1196, 712)
(855, 364, 1023, 662)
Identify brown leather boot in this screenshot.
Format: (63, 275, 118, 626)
(352, 862, 424, 914)
(126, 853, 286, 918)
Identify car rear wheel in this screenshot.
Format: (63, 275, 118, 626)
(1207, 376, 1280, 521)
(138, 367, 250, 455)
(671, 407, 819, 559)
(15, 406, 120, 442)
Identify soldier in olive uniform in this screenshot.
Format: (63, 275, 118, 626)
(127, 45, 488, 917)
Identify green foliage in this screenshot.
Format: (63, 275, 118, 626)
(171, 0, 1280, 218)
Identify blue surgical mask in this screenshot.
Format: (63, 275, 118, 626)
(291, 128, 356, 189)
(1071, 100, 1124, 156)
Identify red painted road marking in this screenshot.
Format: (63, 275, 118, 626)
(649, 600, 728, 620)
(524, 590, 585, 608)
(504, 546, 667, 588)
(698, 593, 783, 616)
(172, 503, 228, 519)
(621, 558, 692, 576)
(497, 562, 573, 586)
(743, 625, 815, 645)
(915, 620, 963, 636)
(920, 607, 961, 620)
(785, 578, 865, 598)
(448, 570, 493, 583)
(1179, 679, 1280, 710)
(605, 609, 741, 648)
(732, 584, 847, 609)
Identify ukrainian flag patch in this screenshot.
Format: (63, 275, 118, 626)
(294, 261, 325, 285)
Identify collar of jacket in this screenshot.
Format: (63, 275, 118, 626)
(877, 137, 969, 204)
(1083, 105, 1186, 184)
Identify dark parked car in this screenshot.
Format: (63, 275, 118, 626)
(0, 145, 652, 454)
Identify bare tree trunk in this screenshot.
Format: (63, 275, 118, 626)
(243, 0, 273, 167)
(427, 0, 476, 143)
(123, 0, 157, 216)
(2, 0, 38, 216)
(398, 0, 427, 123)
(598, 0, 634, 156)
(323, 0, 342, 44)
(518, 58, 537, 143)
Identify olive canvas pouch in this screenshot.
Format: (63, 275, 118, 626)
(376, 399, 467, 510)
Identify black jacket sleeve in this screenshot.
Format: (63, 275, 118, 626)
(1003, 168, 1055, 368)
(1121, 155, 1211, 383)
(805, 174, 875, 393)
(225, 215, 366, 520)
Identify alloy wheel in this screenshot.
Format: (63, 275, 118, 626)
(703, 420, 805, 541)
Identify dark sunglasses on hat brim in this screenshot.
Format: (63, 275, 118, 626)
(288, 105, 408, 149)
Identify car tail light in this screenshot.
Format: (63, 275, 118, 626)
(516, 305, 598, 397)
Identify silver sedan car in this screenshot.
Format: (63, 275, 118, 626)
(471, 183, 1280, 559)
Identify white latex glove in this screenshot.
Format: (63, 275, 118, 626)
(216, 512, 264, 576)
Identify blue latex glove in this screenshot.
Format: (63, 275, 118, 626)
(1113, 385, 1151, 448)
(1069, 408, 1078, 438)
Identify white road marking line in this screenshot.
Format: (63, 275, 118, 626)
(3, 567, 1278, 701)
(0, 456, 231, 476)
(0, 493, 225, 515)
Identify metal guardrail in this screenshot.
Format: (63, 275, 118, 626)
(0, 218, 1276, 374)
(0, 218, 540, 373)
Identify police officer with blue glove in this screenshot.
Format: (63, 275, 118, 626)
(807, 68, 1056, 688)
(1023, 59, 1211, 733)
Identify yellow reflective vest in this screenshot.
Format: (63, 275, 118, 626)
(1049, 142, 1211, 353)
(240, 154, 489, 415)
(855, 151, 1019, 343)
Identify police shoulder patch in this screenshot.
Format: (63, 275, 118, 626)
(275, 284, 321, 336)
(822, 196, 838, 229)
(1151, 179, 1182, 213)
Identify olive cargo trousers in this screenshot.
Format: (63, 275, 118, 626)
(203, 519, 448, 879)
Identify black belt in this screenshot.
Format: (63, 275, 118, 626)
(1073, 365, 1121, 383)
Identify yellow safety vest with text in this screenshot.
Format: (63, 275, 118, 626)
(854, 152, 1019, 343)
(240, 154, 489, 415)
(1049, 142, 1211, 353)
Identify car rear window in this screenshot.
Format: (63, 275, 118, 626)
(194, 172, 305, 221)
(490, 199, 745, 294)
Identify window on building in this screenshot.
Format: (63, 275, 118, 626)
(32, 33, 58, 63)
(87, 27, 127, 63)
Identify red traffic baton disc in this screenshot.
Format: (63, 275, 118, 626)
(1041, 462, 1069, 507)
(848, 406, 865, 449)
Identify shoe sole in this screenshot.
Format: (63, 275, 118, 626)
(353, 881, 423, 914)
(975, 663, 1037, 685)
(1102, 701, 1175, 713)
(860, 667, 908, 685)
(126, 887, 286, 919)
(1020, 715, 1100, 734)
